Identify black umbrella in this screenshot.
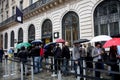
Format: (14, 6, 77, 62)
(73, 39, 89, 44)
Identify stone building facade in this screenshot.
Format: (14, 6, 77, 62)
(0, 0, 120, 50)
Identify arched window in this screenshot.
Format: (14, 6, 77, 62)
(18, 28, 23, 43)
(28, 24, 35, 43)
(0, 35, 3, 48)
(4, 33, 8, 49)
(10, 31, 14, 47)
(62, 11, 79, 46)
(42, 19, 52, 44)
(94, 0, 120, 36)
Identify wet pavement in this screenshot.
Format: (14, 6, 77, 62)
(0, 59, 112, 80)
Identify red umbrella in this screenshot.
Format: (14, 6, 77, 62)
(103, 38, 120, 48)
(55, 38, 65, 43)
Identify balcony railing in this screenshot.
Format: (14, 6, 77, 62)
(0, 0, 54, 27)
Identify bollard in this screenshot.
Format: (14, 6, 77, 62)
(51, 57, 57, 77)
(76, 66, 81, 80)
(31, 58, 34, 80)
(83, 59, 86, 80)
(58, 70, 62, 80)
(21, 62, 24, 80)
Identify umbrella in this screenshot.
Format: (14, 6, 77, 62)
(16, 42, 31, 49)
(103, 38, 120, 48)
(31, 40, 42, 44)
(73, 39, 89, 44)
(44, 42, 56, 49)
(55, 38, 65, 43)
(90, 35, 112, 42)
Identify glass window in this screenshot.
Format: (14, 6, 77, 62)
(94, 25, 99, 36)
(94, 0, 120, 36)
(42, 19, 52, 38)
(110, 22, 119, 36)
(18, 28, 23, 43)
(109, 3, 118, 14)
(4, 33, 8, 49)
(62, 11, 79, 47)
(12, 6, 15, 15)
(100, 24, 108, 35)
(10, 31, 14, 47)
(28, 24, 35, 42)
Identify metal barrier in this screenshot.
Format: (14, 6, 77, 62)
(1, 56, 120, 80)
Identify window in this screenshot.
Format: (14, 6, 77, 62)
(18, 28, 23, 43)
(20, 0, 23, 10)
(29, 0, 33, 5)
(6, 11, 8, 18)
(10, 31, 14, 47)
(62, 11, 79, 46)
(4, 33, 8, 49)
(28, 24, 35, 42)
(42, 19, 52, 38)
(94, 0, 120, 36)
(12, 6, 15, 15)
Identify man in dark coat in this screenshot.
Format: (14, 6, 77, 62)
(61, 42, 70, 75)
(53, 43, 62, 74)
(29, 45, 40, 73)
(17, 46, 29, 73)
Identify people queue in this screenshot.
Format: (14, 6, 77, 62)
(0, 41, 120, 80)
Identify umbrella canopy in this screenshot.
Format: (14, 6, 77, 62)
(44, 42, 56, 49)
(73, 39, 89, 44)
(16, 42, 31, 49)
(90, 35, 112, 42)
(55, 38, 65, 43)
(103, 38, 120, 48)
(31, 40, 42, 44)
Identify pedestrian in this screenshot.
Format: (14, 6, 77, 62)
(109, 46, 119, 80)
(61, 41, 70, 76)
(73, 42, 81, 77)
(86, 43, 94, 68)
(53, 43, 62, 74)
(39, 44, 44, 71)
(29, 44, 40, 74)
(92, 42, 104, 80)
(17, 46, 29, 74)
(0, 47, 4, 62)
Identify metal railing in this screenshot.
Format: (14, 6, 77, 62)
(1, 57, 120, 80)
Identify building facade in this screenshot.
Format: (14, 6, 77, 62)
(0, 0, 120, 50)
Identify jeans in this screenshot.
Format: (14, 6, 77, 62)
(39, 56, 43, 69)
(62, 58, 69, 75)
(34, 56, 40, 73)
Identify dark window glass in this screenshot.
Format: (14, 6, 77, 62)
(110, 22, 119, 36)
(18, 28, 23, 43)
(5, 33, 8, 49)
(42, 19, 52, 38)
(62, 11, 79, 46)
(109, 3, 118, 14)
(10, 31, 14, 47)
(94, 0, 120, 36)
(100, 24, 108, 35)
(28, 24, 35, 42)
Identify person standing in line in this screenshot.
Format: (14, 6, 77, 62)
(29, 44, 40, 74)
(17, 46, 29, 74)
(53, 43, 62, 74)
(92, 42, 103, 80)
(86, 43, 94, 68)
(61, 41, 70, 76)
(73, 42, 81, 77)
(0, 47, 4, 62)
(39, 44, 44, 71)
